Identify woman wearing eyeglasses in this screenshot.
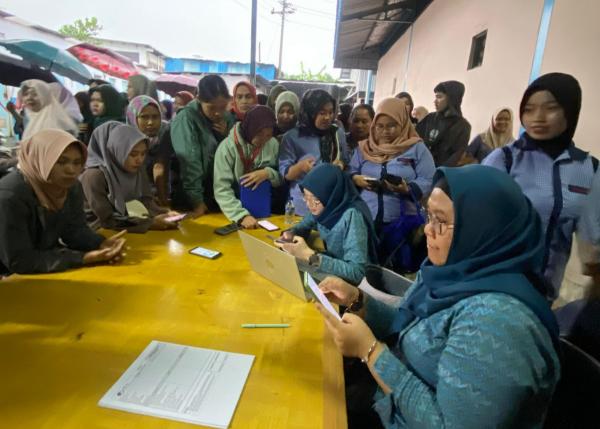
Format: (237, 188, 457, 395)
(274, 163, 378, 285)
(315, 165, 560, 429)
(349, 98, 435, 270)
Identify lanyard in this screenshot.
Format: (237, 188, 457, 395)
(233, 127, 263, 174)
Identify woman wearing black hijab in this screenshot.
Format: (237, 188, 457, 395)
(416, 81, 472, 166)
(279, 89, 349, 216)
(483, 72, 598, 301)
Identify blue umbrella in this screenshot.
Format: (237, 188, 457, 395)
(0, 39, 91, 83)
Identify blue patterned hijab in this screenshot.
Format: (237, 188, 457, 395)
(392, 165, 559, 346)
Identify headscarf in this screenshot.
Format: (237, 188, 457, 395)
(20, 80, 79, 140)
(300, 164, 378, 261)
(240, 105, 276, 143)
(267, 84, 288, 111)
(518, 72, 581, 159)
(359, 97, 422, 163)
(17, 129, 87, 212)
(128, 74, 159, 101)
(275, 90, 300, 117)
(48, 83, 83, 123)
(89, 84, 126, 128)
(175, 91, 195, 106)
(85, 122, 151, 216)
(126, 95, 165, 148)
(298, 89, 340, 163)
(479, 107, 514, 149)
(231, 81, 257, 121)
(391, 165, 558, 349)
(434, 80, 465, 117)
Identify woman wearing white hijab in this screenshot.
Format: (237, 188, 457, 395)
(20, 79, 78, 140)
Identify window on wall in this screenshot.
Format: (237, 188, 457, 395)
(468, 30, 487, 70)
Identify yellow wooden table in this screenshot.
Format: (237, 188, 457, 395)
(0, 214, 347, 429)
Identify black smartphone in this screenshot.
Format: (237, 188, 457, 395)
(214, 223, 241, 236)
(383, 174, 405, 186)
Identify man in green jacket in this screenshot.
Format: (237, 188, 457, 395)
(170, 75, 235, 217)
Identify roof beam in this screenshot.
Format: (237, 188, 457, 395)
(341, 1, 413, 22)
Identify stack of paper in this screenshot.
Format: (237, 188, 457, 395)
(99, 341, 254, 428)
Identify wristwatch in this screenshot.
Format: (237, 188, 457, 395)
(348, 289, 364, 313)
(308, 252, 321, 267)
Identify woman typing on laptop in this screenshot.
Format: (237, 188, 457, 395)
(274, 163, 378, 285)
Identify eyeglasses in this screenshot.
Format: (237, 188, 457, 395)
(425, 212, 454, 236)
(374, 123, 398, 133)
(303, 195, 322, 207)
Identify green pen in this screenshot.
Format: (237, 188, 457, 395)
(241, 323, 290, 328)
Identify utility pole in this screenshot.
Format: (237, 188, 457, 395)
(272, 0, 295, 78)
(250, 0, 257, 85)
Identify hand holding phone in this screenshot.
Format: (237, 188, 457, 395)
(275, 230, 294, 244)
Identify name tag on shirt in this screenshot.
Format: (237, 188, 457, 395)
(567, 184, 590, 195)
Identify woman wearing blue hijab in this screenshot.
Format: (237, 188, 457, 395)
(275, 163, 378, 285)
(317, 165, 560, 428)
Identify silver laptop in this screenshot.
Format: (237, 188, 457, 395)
(238, 231, 310, 302)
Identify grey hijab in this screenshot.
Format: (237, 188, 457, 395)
(86, 121, 151, 216)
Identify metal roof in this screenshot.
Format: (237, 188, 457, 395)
(333, 0, 433, 70)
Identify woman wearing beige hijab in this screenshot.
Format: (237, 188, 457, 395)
(0, 129, 126, 276)
(19, 80, 79, 140)
(464, 107, 515, 163)
(348, 97, 436, 270)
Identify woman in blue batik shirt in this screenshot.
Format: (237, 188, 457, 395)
(316, 165, 560, 429)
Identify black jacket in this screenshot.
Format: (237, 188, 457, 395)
(416, 112, 471, 167)
(0, 171, 104, 275)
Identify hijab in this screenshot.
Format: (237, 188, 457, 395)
(519, 72, 581, 159)
(275, 90, 300, 118)
(85, 122, 151, 216)
(298, 89, 339, 162)
(48, 83, 84, 123)
(300, 164, 378, 261)
(359, 97, 422, 163)
(161, 99, 173, 120)
(391, 165, 558, 348)
(125, 95, 165, 147)
(231, 81, 257, 121)
(267, 84, 288, 111)
(479, 107, 514, 149)
(240, 105, 276, 143)
(18, 129, 87, 212)
(128, 74, 159, 101)
(75, 91, 94, 123)
(89, 84, 126, 128)
(20, 80, 79, 140)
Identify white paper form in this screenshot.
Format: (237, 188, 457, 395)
(306, 274, 342, 320)
(99, 341, 254, 428)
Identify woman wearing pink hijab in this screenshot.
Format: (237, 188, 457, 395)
(0, 129, 126, 276)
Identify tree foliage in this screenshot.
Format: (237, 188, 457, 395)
(58, 17, 103, 44)
(284, 62, 338, 83)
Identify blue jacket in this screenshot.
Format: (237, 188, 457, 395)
(278, 126, 349, 216)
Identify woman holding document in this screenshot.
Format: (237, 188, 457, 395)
(315, 165, 560, 429)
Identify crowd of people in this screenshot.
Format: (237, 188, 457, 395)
(0, 70, 598, 428)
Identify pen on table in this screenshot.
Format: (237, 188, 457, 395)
(241, 323, 290, 328)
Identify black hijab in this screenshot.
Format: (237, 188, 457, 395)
(519, 72, 581, 159)
(298, 89, 339, 163)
